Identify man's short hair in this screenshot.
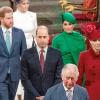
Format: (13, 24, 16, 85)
(61, 63, 79, 81)
(36, 25, 49, 35)
(0, 6, 13, 17)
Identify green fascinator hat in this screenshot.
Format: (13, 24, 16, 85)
(62, 12, 77, 24)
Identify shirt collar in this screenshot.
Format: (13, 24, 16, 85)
(36, 45, 48, 53)
(16, 9, 28, 14)
(63, 82, 74, 92)
(1, 25, 12, 33)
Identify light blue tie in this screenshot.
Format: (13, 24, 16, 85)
(5, 30, 11, 53)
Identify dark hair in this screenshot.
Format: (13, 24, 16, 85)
(15, 0, 30, 4)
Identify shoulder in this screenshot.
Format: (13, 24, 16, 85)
(73, 31, 84, 38)
(13, 27, 23, 33)
(48, 46, 61, 54)
(27, 11, 37, 16)
(12, 27, 24, 35)
(75, 84, 88, 94)
(52, 33, 63, 42)
(73, 31, 81, 35)
(46, 83, 61, 94)
(79, 50, 90, 58)
(22, 47, 34, 57)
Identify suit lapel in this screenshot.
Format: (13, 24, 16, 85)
(58, 83, 68, 100)
(0, 28, 9, 54)
(10, 28, 16, 55)
(72, 85, 81, 100)
(43, 47, 51, 73)
(33, 47, 42, 73)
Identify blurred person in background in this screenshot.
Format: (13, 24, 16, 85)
(0, 6, 26, 100)
(13, 0, 37, 100)
(13, 0, 37, 48)
(77, 27, 100, 100)
(52, 12, 86, 65)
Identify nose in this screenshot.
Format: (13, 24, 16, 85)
(68, 78, 72, 83)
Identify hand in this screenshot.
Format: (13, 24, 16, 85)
(36, 96, 44, 100)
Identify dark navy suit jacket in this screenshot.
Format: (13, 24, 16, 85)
(44, 83, 89, 100)
(21, 46, 63, 100)
(0, 27, 26, 82)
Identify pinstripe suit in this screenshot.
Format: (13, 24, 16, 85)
(21, 46, 63, 100)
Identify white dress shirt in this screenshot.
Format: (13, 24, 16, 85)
(36, 45, 48, 61)
(63, 82, 74, 99)
(1, 25, 12, 45)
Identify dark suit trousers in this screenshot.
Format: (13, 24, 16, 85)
(0, 74, 19, 100)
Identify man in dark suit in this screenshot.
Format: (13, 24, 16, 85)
(21, 25, 63, 100)
(0, 6, 27, 100)
(44, 64, 89, 100)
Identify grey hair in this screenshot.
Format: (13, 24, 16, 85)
(61, 63, 79, 81)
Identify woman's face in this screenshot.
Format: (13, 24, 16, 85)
(90, 39, 100, 53)
(18, 0, 30, 12)
(63, 21, 74, 33)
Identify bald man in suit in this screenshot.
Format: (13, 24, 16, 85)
(21, 25, 63, 100)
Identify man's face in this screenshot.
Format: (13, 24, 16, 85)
(62, 70, 76, 89)
(36, 28, 49, 48)
(0, 12, 13, 28)
(63, 21, 74, 33)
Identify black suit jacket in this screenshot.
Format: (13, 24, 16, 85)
(21, 46, 63, 100)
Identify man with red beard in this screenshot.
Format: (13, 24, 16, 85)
(0, 6, 26, 100)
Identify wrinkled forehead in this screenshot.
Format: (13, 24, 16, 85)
(37, 27, 48, 35)
(63, 70, 75, 78)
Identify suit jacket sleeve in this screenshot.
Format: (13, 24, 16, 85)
(44, 86, 55, 100)
(84, 88, 90, 100)
(77, 53, 85, 85)
(20, 30, 27, 56)
(21, 51, 40, 97)
(54, 50, 63, 84)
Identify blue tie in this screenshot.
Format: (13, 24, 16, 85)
(5, 31, 11, 53)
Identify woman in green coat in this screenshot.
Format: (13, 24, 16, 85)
(52, 12, 86, 65)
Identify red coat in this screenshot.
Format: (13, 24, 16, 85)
(77, 48, 100, 100)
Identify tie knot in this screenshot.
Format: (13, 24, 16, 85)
(6, 30, 10, 34)
(40, 49, 44, 53)
(67, 90, 72, 92)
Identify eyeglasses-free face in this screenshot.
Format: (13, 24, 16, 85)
(63, 21, 74, 33)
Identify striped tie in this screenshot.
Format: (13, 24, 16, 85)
(5, 31, 11, 53)
(67, 90, 72, 100)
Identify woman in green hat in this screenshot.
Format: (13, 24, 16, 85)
(52, 12, 86, 65)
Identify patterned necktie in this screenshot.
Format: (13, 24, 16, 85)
(40, 49, 44, 73)
(5, 30, 11, 53)
(67, 90, 72, 100)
